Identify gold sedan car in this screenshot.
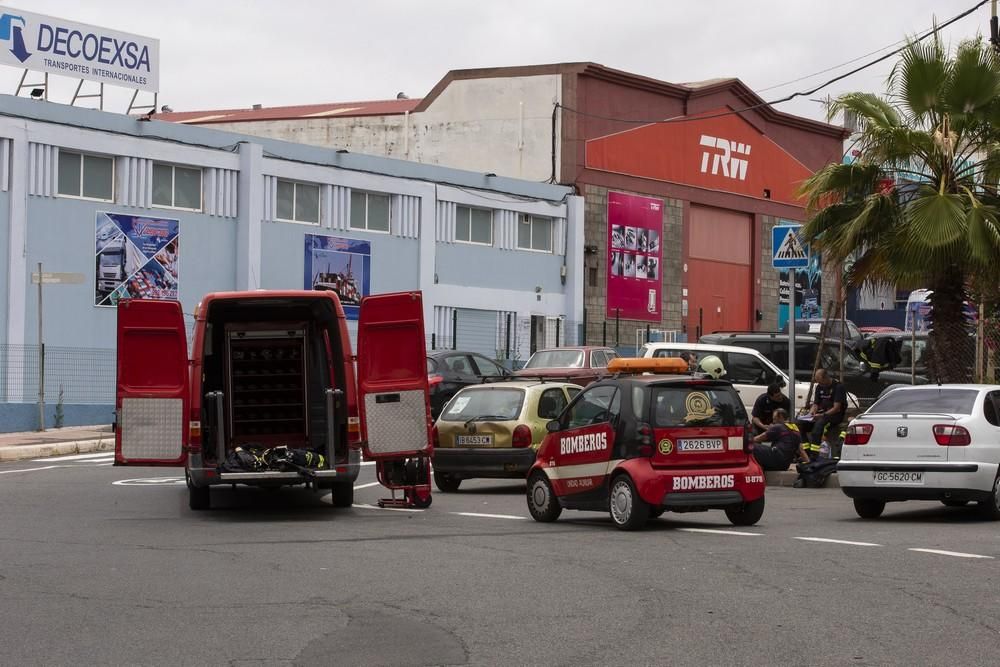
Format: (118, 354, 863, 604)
(432, 380, 581, 492)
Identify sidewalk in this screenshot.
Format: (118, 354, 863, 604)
(0, 425, 114, 462)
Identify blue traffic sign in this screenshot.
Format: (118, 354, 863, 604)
(772, 224, 809, 269)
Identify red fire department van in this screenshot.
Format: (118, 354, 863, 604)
(113, 290, 432, 510)
(526, 357, 766, 530)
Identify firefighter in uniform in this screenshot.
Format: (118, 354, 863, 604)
(806, 368, 847, 460)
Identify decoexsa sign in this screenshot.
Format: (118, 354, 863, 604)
(0, 8, 159, 92)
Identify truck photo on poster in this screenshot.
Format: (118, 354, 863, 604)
(303, 234, 371, 320)
(95, 212, 179, 307)
(607, 191, 662, 321)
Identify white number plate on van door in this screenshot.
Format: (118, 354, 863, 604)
(873, 471, 924, 485)
(678, 438, 724, 452)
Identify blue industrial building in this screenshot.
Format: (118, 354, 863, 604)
(0, 95, 583, 432)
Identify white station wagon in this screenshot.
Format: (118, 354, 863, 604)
(838, 385, 1000, 519)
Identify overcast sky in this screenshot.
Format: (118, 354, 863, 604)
(0, 0, 988, 123)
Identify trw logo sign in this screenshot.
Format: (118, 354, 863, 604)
(699, 135, 751, 181)
(585, 110, 814, 206)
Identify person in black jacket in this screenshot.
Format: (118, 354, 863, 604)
(805, 369, 847, 459)
(750, 383, 791, 435)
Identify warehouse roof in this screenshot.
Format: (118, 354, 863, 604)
(158, 98, 421, 124)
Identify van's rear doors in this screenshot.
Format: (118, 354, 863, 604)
(357, 292, 432, 459)
(114, 299, 189, 466)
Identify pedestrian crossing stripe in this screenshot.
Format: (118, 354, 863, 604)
(775, 227, 806, 260)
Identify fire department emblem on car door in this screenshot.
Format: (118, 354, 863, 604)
(658, 439, 673, 455)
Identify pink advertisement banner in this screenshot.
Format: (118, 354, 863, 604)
(607, 191, 662, 321)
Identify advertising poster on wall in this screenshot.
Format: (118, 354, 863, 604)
(778, 252, 823, 329)
(607, 191, 662, 321)
(304, 234, 371, 320)
(95, 212, 179, 307)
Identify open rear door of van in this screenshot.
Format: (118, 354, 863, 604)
(115, 299, 189, 466)
(357, 291, 432, 459)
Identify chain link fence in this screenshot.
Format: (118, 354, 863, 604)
(821, 315, 999, 408)
(0, 344, 115, 405)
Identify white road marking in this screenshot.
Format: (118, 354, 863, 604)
(908, 548, 994, 560)
(2, 460, 117, 475)
(678, 528, 763, 536)
(795, 537, 882, 547)
(31, 451, 112, 462)
(113, 477, 186, 486)
(353, 482, 381, 490)
(451, 512, 527, 520)
(0, 465, 61, 475)
(352, 503, 425, 513)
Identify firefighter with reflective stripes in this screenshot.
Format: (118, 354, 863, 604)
(806, 369, 847, 460)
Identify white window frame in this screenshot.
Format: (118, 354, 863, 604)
(454, 205, 494, 246)
(57, 150, 115, 203)
(275, 179, 321, 225)
(350, 190, 391, 234)
(517, 214, 553, 253)
(152, 162, 203, 212)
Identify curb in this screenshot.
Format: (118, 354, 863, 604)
(0, 438, 114, 462)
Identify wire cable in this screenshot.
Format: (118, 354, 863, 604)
(757, 35, 912, 93)
(557, 0, 989, 126)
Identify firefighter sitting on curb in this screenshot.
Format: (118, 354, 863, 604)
(751, 408, 809, 471)
(804, 368, 847, 461)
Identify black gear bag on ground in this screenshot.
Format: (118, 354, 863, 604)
(794, 458, 839, 488)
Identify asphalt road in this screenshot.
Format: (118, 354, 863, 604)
(2, 453, 1000, 666)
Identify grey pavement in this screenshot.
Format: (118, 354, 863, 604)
(0, 456, 994, 666)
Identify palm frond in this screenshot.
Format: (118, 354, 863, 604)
(943, 39, 1000, 122)
(829, 93, 900, 131)
(964, 197, 1000, 264)
(902, 186, 967, 248)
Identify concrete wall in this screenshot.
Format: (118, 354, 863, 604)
(758, 215, 780, 330)
(210, 115, 408, 161)
(435, 242, 563, 294)
(208, 74, 562, 182)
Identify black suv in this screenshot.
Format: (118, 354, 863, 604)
(699, 332, 927, 407)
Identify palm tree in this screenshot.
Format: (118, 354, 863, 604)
(800, 36, 1000, 383)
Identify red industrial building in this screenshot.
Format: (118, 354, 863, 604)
(161, 63, 849, 344)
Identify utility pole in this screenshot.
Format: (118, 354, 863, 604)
(992, 0, 999, 53)
(37, 262, 45, 432)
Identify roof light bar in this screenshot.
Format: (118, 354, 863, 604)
(607, 357, 689, 375)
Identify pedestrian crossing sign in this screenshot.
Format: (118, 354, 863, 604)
(772, 224, 809, 269)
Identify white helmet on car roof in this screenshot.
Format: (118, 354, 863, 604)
(698, 354, 726, 379)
